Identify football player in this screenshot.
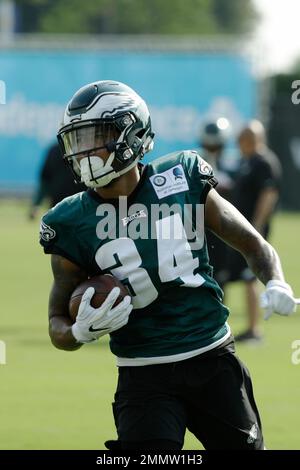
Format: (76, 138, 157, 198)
(40, 80, 296, 450)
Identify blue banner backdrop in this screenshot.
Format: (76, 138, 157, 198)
(0, 50, 256, 191)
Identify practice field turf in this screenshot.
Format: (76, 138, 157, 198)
(0, 200, 300, 450)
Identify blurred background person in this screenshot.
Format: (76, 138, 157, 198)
(29, 141, 86, 220)
(228, 120, 282, 343)
(200, 119, 234, 289)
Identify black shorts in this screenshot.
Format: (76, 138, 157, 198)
(112, 338, 264, 450)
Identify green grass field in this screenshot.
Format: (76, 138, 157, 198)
(1, 200, 300, 450)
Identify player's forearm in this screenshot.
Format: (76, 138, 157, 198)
(243, 239, 284, 285)
(49, 316, 82, 351)
(48, 256, 87, 350)
(205, 190, 285, 285)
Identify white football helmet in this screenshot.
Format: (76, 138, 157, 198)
(57, 80, 154, 188)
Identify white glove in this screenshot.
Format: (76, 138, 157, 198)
(72, 286, 133, 343)
(260, 280, 296, 320)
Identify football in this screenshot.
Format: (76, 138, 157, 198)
(68, 274, 129, 322)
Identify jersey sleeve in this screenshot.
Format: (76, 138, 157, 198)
(184, 150, 218, 203)
(39, 202, 83, 267)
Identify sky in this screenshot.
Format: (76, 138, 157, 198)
(252, 0, 300, 73)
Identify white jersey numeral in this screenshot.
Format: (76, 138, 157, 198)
(95, 215, 204, 308)
(95, 237, 158, 308)
(156, 214, 205, 288)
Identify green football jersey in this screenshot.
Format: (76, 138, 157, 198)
(40, 150, 230, 363)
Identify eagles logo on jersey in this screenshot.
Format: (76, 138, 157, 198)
(39, 220, 56, 242)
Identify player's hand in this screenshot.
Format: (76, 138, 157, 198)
(71, 287, 133, 343)
(260, 280, 296, 320)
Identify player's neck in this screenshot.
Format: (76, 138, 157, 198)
(95, 165, 141, 199)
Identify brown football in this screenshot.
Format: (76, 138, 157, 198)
(68, 274, 129, 322)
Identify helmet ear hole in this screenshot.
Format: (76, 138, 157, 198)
(136, 128, 146, 138)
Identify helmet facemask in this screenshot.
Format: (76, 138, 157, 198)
(58, 112, 154, 188)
